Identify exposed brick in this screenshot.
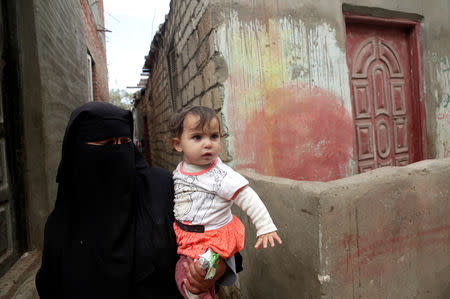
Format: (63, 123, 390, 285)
(201, 90, 214, 109)
(183, 67, 189, 88)
(196, 38, 208, 68)
(198, 8, 211, 43)
(187, 80, 194, 102)
(176, 58, 183, 78)
(182, 44, 189, 67)
(182, 89, 188, 106)
(193, 74, 204, 97)
(208, 32, 216, 56)
(188, 59, 198, 80)
(177, 75, 183, 93)
(211, 86, 221, 110)
(202, 59, 217, 90)
(192, 96, 201, 106)
(188, 30, 199, 59)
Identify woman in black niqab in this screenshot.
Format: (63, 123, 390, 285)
(36, 101, 180, 298)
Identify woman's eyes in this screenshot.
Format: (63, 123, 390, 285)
(119, 137, 132, 144)
(87, 137, 132, 145)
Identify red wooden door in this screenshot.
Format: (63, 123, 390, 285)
(346, 20, 422, 173)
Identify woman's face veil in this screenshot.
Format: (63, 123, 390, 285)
(37, 101, 180, 298)
(57, 101, 136, 297)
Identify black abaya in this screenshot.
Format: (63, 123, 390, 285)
(36, 102, 180, 298)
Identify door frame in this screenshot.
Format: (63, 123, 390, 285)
(0, 0, 28, 277)
(344, 13, 427, 167)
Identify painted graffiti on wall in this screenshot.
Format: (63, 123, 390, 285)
(432, 52, 450, 159)
(431, 52, 450, 72)
(437, 110, 450, 124)
(331, 207, 450, 284)
(332, 223, 450, 283)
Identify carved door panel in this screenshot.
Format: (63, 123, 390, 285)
(346, 21, 420, 172)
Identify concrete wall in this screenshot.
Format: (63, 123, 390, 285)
(16, 0, 95, 248)
(234, 158, 450, 298)
(142, 0, 450, 181)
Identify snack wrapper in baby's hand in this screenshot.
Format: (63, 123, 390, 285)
(198, 248, 219, 280)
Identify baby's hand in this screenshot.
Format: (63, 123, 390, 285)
(254, 231, 282, 249)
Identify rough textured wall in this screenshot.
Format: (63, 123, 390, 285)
(81, 0, 109, 101)
(209, 0, 449, 181)
(236, 158, 450, 298)
(143, 0, 226, 169)
(212, 0, 354, 182)
(144, 0, 449, 178)
(20, 0, 89, 248)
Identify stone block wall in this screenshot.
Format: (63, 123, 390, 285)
(142, 0, 229, 169)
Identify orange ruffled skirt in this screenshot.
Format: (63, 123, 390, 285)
(173, 215, 245, 259)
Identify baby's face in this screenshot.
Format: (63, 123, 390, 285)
(173, 114, 221, 166)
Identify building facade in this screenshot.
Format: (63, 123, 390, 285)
(138, 0, 449, 183)
(0, 0, 108, 280)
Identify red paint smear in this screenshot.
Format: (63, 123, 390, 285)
(232, 85, 353, 181)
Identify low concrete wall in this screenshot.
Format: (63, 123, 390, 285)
(235, 158, 450, 298)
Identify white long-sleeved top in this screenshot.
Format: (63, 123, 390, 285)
(173, 158, 277, 236)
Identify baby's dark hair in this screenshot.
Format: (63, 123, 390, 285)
(169, 106, 222, 138)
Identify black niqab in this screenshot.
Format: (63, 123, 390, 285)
(36, 102, 180, 298)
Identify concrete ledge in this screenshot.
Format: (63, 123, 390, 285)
(0, 251, 40, 299)
(236, 158, 450, 299)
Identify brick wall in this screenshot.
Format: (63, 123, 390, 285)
(141, 0, 227, 170)
(80, 0, 108, 101)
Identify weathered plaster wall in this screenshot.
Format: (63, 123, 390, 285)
(204, 0, 449, 181)
(19, 0, 90, 248)
(236, 158, 450, 298)
(211, 0, 354, 181)
(144, 0, 449, 179)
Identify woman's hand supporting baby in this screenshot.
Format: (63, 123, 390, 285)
(255, 231, 282, 249)
(183, 256, 227, 294)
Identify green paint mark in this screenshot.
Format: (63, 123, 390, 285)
(444, 94, 450, 108)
